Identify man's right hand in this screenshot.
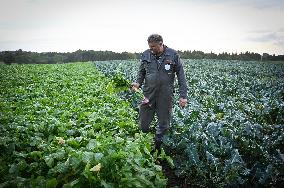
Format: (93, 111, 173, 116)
(131, 82, 140, 92)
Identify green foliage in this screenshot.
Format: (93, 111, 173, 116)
(0, 50, 140, 64)
(0, 62, 166, 187)
(112, 74, 129, 87)
(95, 60, 144, 110)
(1, 49, 284, 65)
(96, 59, 284, 187)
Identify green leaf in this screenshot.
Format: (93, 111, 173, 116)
(82, 151, 95, 163)
(29, 151, 42, 159)
(94, 153, 104, 160)
(165, 156, 174, 169)
(70, 179, 80, 187)
(101, 180, 115, 188)
(86, 139, 96, 150)
(45, 156, 54, 168)
(8, 163, 18, 174)
(46, 178, 57, 188)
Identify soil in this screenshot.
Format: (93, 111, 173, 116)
(159, 160, 190, 188)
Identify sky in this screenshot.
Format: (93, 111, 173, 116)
(0, 0, 284, 55)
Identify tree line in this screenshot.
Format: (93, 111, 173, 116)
(0, 49, 283, 64)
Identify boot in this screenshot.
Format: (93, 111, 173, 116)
(154, 139, 162, 151)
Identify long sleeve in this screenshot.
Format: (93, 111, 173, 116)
(136, 61, 146, 87)
(175, 54, 188, 99)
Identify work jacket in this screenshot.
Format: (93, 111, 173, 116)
(136, 46, 188, 103)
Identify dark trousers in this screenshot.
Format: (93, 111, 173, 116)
(138, 96, 173, 142)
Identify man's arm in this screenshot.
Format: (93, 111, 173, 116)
(136, 61, 146, 86)
(175, 54, 188, 100)
(132, 61, 146, 91)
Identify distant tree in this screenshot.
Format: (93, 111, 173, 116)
(207, 51, 218, 59)
(3, 51, 15, 64)
(0, 49, 282, 64)
(261, 53, 269, 61)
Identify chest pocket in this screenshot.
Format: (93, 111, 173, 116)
(145, 61, 158, 75)
(141, 52, 156, 75)
(142, 54, 159, 75)
(163, 58, 176, 75)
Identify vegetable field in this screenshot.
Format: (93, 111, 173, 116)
(95, 59, 284, 187)
(0, 63, 166, 188)
(1, 59, 283, 187)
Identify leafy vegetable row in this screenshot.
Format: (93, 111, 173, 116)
(0, 62, 167, 188)
(95, 59, 284, 187)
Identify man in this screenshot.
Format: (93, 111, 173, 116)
(132, 34, 188, 151)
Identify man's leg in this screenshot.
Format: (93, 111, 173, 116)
(155, 96, 173, 149)
(139, 103, 155, 133)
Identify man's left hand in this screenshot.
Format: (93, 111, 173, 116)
(179, 98, 187, 107)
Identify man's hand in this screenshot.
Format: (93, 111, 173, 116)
(131, 82, 140, 92)
(179, 98, 187, 107)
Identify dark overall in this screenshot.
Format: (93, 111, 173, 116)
(136, 46, 188, 144)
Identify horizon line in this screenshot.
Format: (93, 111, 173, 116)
(1, 49, 283, 56)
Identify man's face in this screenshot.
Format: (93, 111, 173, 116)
(148, 42, 163, 55)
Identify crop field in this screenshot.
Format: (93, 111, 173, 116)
(0, 63, 167, 187)
(0, 59, 283, 187)
(95, 59, 284, 187)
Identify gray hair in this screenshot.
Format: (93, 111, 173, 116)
(147, 34, 163, 43)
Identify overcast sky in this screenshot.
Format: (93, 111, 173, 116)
(0, 0, 284, 55)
